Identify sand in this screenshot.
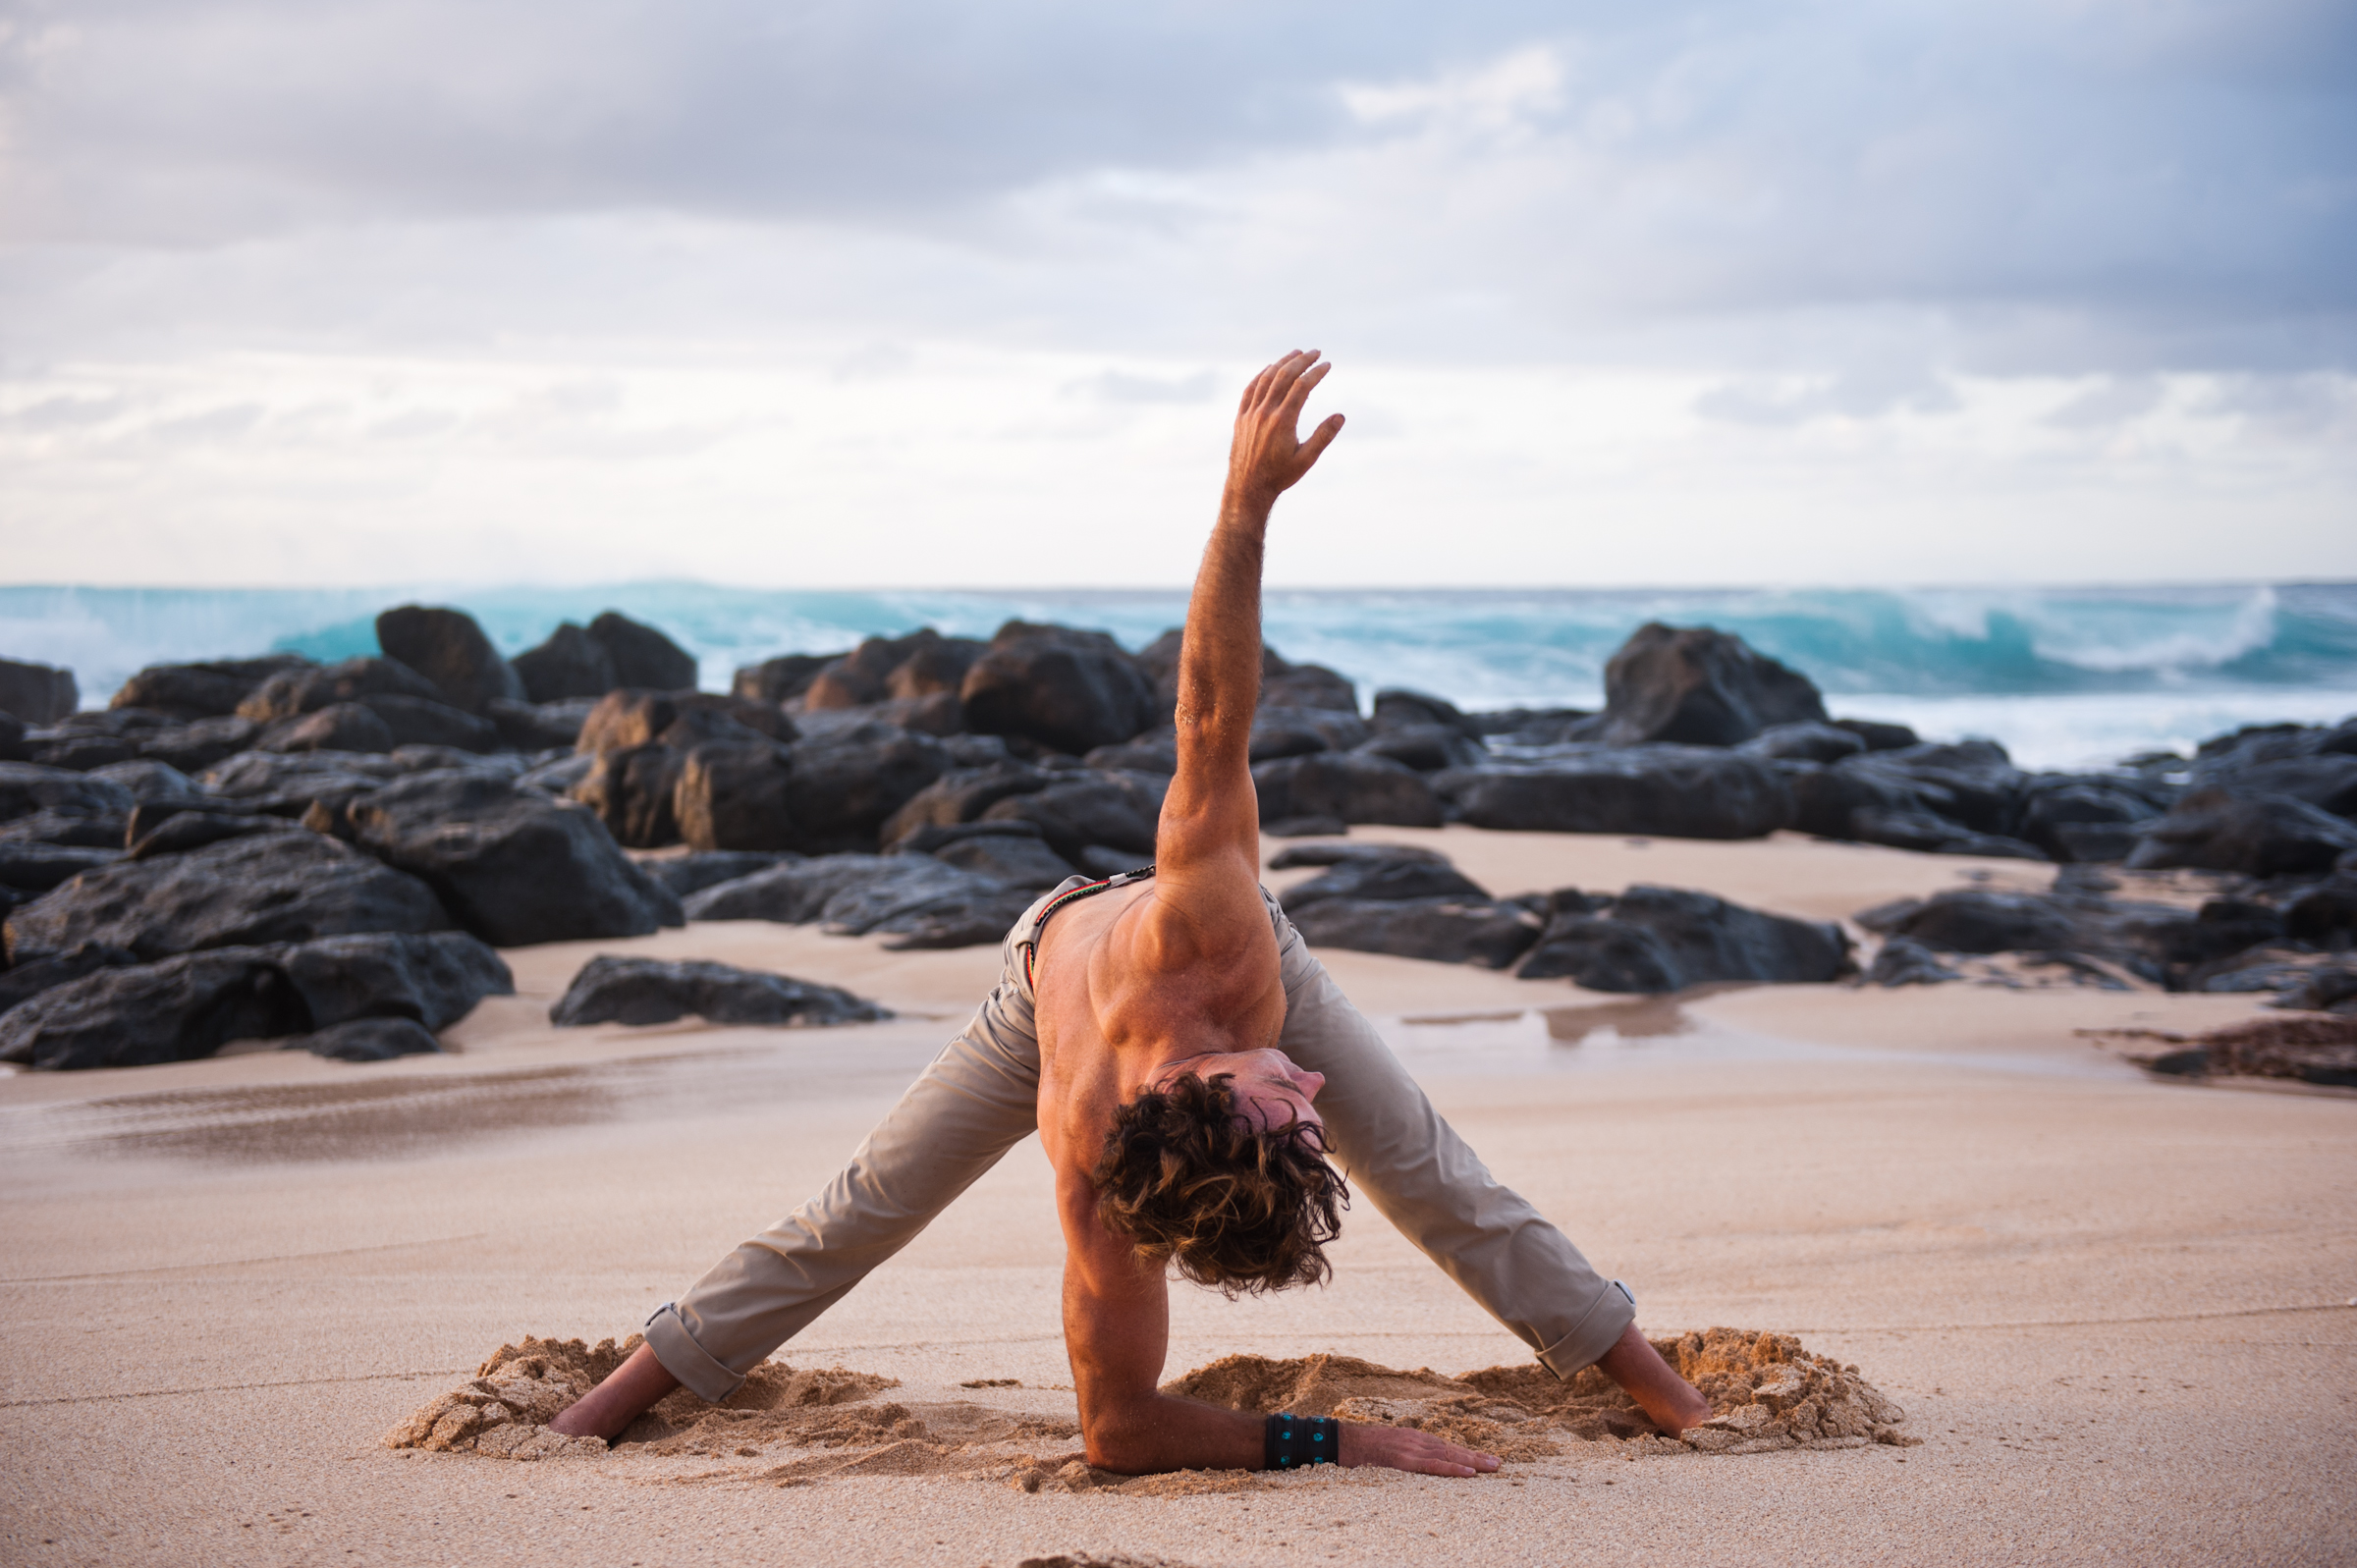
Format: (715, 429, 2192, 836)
(4, 827, 2353, 1566)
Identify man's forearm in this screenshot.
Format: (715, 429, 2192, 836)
(1172, 495, 1271, 753)
(1083, 1392, 1266, 1475)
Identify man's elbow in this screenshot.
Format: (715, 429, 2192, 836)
(1080, 1410, 1160, 1475)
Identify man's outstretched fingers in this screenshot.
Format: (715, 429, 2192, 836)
(1298, 411, 1345, 468)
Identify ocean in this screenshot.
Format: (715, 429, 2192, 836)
(4, 581, 2354, 773)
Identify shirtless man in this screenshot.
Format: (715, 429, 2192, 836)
(553, 351, 1711, 1474)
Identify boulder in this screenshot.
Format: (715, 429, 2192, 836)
(1439, 748, 1791, 839)
(2125, 788, 2357, 878)
(359, 695, 501, 753)
(288, 1016, 444, 1061)
(1265, 840, 1452, 870)
(2190, 754, 2357, 820)
(1738, 723, 1867, 764)
(126, 809, 294, 861)
(1598, 624, 1826, 747)
(673, 741, 796, 852)
(109, 656, 311, 720)
(1279, 857, 1490, 913)
(587, 612, 698, 691)
(1289, 896, 1543, 969)
(815, 858, 1017, 937)
(1475, 708, 1600, 746)
(238, 656, 444, 723)
(1134, 629, 1358, 718)
(1864, 937, 1964, 987)
(2284, 876, 2357, 943)
(870, 887, 1041, 949)
(575, 688, 791, 755)
(263, 701, 396, 755)
(278, 930, 513, 1031)
(0, 762, 134, 824)
(804, 629, 985, 709)
(517, 753, 594, 798)
(643, 850, 795, 899)
(1371, 689, 1484, 741)
(921, 831, 1079, 890)
(549, 955, 887, 1028)
(1, 808, 129, 848)
(1516, 886, 1852, 991)
(733, 653, 844, 708)
(485, 697, 592, 751)
(979, 773, 1163, 862)
(878, 763, 1053, 845)
(86, 758, 204, 805)
(0, 842, 123, 892)
(0, 942, 139, 1016)
(198, 749, 405, 818)
(0, 658, 79, 725)
(137, 716, 264, 772)
(1844, 809, 2048, 861)
(1251, 707, 1370, 761)
(683, 855, 904, 924)
(574, 742, 685, 848)
(374, 606, 526, 714)
(782, 725, 953, 852)
(1830, 718, 1920, 752)
(1886, 891, 2076, 954)
(3, 830, 452, 966)
(1355, 725, 1486, 772)
(0, 947, 306, 1069)
(513, 622, 618, 702)
(342, 771, 684, 946)
(1084, 738, 1178, 776)
(960, 622, 1156, 755)
(0, 712, 25, 763)
(29, 732, 140, 770)
(2017, 776, 2169, 862)
(1253, 752, 1442, 829)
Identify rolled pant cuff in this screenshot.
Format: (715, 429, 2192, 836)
(1534, 1279, 1638, 1379)
(643, 1302, 743, 1403)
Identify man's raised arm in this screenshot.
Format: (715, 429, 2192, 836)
(1154, 351, 1344, 880)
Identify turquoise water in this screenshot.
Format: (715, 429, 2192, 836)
(4, 581, 2353, 771)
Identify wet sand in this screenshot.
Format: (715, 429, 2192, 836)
(2, 829, 2352, 1566)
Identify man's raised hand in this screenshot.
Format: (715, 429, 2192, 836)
(1226, 350, 1344, 511)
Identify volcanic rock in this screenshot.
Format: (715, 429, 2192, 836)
(1288, 897, 1543, 969)
(1517, 886, 1852, 991)
(1599, 624, 1826, 747)
(2125, 788, 2357, 878)
(1440, 748, 1792, 839)
(960, 622, 1156, 755)
(0, 658, 79, 725)
(550, 955, 886, 1028)
(1253, 752, 1442, 829)
(375, 605, 526, 714)
(586, 612, 698, 691)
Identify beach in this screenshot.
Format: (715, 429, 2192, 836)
(5, 827, 2350, 1567)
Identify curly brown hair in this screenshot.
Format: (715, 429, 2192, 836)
(1092, 1071, 1348, 1295)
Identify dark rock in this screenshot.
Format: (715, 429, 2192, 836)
(517, 753, 594, 798)
(1870, 741, 2027, 835)
(1279, 857, 1489, 913)
(198, 749, 404, 818)
(818, 858, 1016, 936)
(2193, 754, 2357, 819)
(569, 746, 685, 843)
(803, 629, 983, 709)
(2018, 776, 2168, 862)
(1266, 839, 1451, 871)
(1475, 708, 1600, 746)
(550, 954, 886, 1028)
(2272, 967, 2357, 1014)
(264, 701, 396, 755)
(734, 653, 844, 707)
(0, 947, 306, 1069)
(873, 886, 1042, 949)
(0, 809, 129, 848)
(1599, 624, 1826, 747)
(513, 622, 619, 703)
(1830, 718, 1920, 752)
(361, 695, 502, 752)
(1846, 808, 2049, 861)
(576, 688, 792, 755)
(1439, 748, 1791, 839)
(960, 622, 1156, 755)
(1371, 689, 1483, 741)
(0, 711, 24, 764)
(1865, 937, 1964, 986)
(1074, 845, 1154, 877)
(0, 658, 79, 725)
(1085, 738, 1178, 776)
(375, 605, 525, 714)
(587, 611, 698, 691)
(137, 716, 263, 772)
(30, 734, 138, 771)
(0, 943, 139, 1016)
(278, 930, 513, 1030)
(1262, 814, 1350, 838)
(109, 656, 310, 720)
(1289, 897, 1542, 969)
(924, 833, 1079, 890)
(1355, 725, 1485, 773)
(673, 741, 795, 852)
(289, 1016, 444, 1061)
(486, 697, 589, 752)
(784, 725, 952, 852)
(1134, 628, 1358, 718)
(0, 763, 139, 825)
(238, 656, 444, 723)
(878, 761, 1052, 846)
(683, 855, 902, 924)
(126, 809, 293, 860)
(1254, 752, 1442, 829)
(1889, 891, 2077, 954)
(887, 819, 1048, 854)
(2125, 788, 2357, 878)
(1516, 885, 1852, 991)
(344, 771, 684, 946)
(86, 759, 204, 805)
(4, 830, 451, 966)
(1250, 706, 1370, 762)
(1738, 723, 1867, 764)
(0, 842, 123, 892)
(980, 773, 1164, 862)
(2285, 876, 2357, 943)
(643, 850, 795, 898)
(939, 733, 1016, 769)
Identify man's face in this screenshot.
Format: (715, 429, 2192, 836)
(1154, 1048, 1327, 1138)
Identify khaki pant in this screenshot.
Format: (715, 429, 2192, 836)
(644, 879, 1635, 1401)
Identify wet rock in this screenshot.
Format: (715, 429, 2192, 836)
(288, 1016, 445, 1061)
(30, 732, 140, 771)
(517, 753, 594, 798)
(919, 831, 1078, 890)
(1250, 707, 1370, 762)
(550, 955, 886, 1028)
(375, 605, 525, 714)
(0, 943, 139, 1016)
(960, 622, 1156, 755)
(2125, 788, 2357, 878)
(0, 841, 123, 892)
(0, 712, 24, 764)
(2192, 754, 2357, 819)
(125, 808, 294, 860)
(979, 773, 1163, 863)
(1355, 725, 1485, 772)
(1371, 688, 1484, 741)
(264, 701, 397, 755)
(199, 749, 406, 819)
(683, 855, 904, 924)
(1439, 748, 1791, 839)
(1265, 840, 1451, 870)
(872, 886, 1041, 949)
(0, 809, 129, 848)
(486, 698, 591, 752)
(586, 611, 698, 691)
(880, 763, 1054, 845)
(2017, 776, 2169, 862)
(1084, 738, 1178, 776)
(1845, 808, 2048, 861)
(733, 653, 844, 708)
(136, 715, 263, 773)
(513, 622, 619, 702)
(277, 930, 514, 1031)
(1865, 937, 1964, 987)
(1262, 814, 1349, 838)
(784, 725, 953, 853)
(1887, 890, 2077, 954)
(809, 629, 987, 710)
(1288, 897, 1542, 969)
(86, 759, 204, 806)
(815, 857, 1015, 936)
(576, 689, 794, 754)
(109, 656, 310, 721)
(1830, 718, 1919, 752)
(2284, 875, 2357, 943)
(0, 658, 79, 725)
(0, 762, 135, 825)
(642, 850, 795, 899)
(2272, 967, 2357, 1014)
(343, 771, 683, 946)
(1517, 886, 1852, 991)
(1279, 856, 1489, 913)
(673, 742, 796, 852)
(1871, 741, 2028, 835)
(571, 742, 683, 847)
(1253, 752, 1442, 829)
(0, 946, 306, 1069)
(238, 656, 445, 724)
(1738, 722, 1867, 764)
(1598, 624, 1826, 747)
(1474, 708, 1601, 746)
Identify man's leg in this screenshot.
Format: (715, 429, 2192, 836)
(1264, 892, 1707, 1429)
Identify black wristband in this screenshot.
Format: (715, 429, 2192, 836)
(1263, 1412, 1340, 1469)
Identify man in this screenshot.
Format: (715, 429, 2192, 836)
(554, 351, 1711, 1474)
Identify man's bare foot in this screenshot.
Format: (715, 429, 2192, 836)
(548, 1341, 682, 1440)
(1594, 1322, 1713, 1435)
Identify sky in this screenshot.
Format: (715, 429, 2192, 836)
(1, 0, 2353, 589)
